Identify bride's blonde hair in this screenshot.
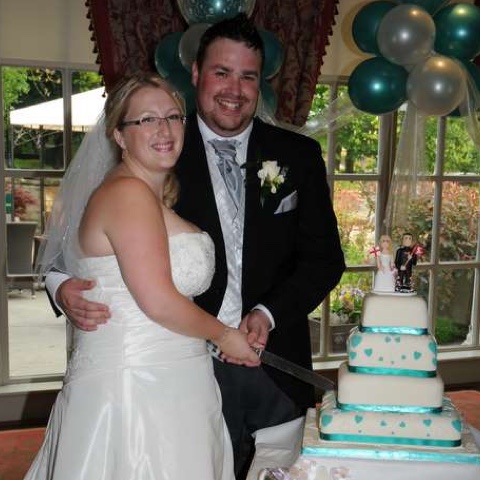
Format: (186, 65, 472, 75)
(104, 72, 185, 208)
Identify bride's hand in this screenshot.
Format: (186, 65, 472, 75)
(217, 328, 261, 367)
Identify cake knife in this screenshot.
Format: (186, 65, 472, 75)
(254, 348, 335, 392)
(207, 340, 335, 391)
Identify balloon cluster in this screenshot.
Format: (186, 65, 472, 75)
(348, 0, 480, 116)
(155, 0, 284, 113)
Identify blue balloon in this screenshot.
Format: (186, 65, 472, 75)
(348, 57, 408, 115)
(434, 3, 480, 60)
(352, 1, 396, 55)
(176, 0, 256, 24)
(449, 61, 480, 117)
(166, 67, 196, 114)
(155, 32, 184, 78)
(259, 30, 283, 79)
(260, 79, 277, 113)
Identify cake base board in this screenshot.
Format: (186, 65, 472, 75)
(303, 408, 480, 465)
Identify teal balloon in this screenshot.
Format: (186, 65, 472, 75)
(396, 0, 449, 15)
(449, 61, 480, 117)
(166, 67, 196, 114)
(434, 3, 480, 60)
(155, 32, 183, 78)
(260, 80, 277, 113)
(259, 30, 283, 79)
(352, 1, 396, 55)
(176, 0, 256, 24)
(348, 57, 408, 115)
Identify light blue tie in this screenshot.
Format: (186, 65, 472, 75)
(209, 139, 242, 209)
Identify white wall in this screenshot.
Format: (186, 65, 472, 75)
(0, 0, 96, 66)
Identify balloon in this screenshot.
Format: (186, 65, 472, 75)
(407, 56, 467, 116)
(377, 4, 435, 67)
(396, 0, 449, 15)
(155, 32, 184, 78)
(260, 79, 277, 113)
(348, 57, 408, 115)
(176, 0, 256, 25)
(166, 67, 196, 114)
(434, 3, 480, 60)
(259, 30, 283, 79)
(352, 1, 396, 55)
(179, 23, 211, 72)
(449, 61, 480, 116)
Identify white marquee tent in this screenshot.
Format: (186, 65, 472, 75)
(9, 88, 106, 131)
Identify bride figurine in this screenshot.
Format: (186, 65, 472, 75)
(373, 235, 396, 293)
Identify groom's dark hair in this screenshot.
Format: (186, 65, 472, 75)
(195, 13, 264, 71)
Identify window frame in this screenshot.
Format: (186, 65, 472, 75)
(312, 76, 480, 367)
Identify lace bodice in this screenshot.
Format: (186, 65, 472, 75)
(78, 231, 215, 299)
(168, 232, 215, 297)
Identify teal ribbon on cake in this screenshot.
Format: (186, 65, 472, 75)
(337, 401, 442, 414)
(348, 365, 436, 377)
(360, 326, 428, 335)
(302, 445, 480, 464)
(318, 432, 461, 447)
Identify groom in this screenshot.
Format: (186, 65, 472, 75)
(48, 14, 345, 479)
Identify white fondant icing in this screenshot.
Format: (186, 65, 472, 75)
(319, 391, 462, 446)
(347, 327, 437, 373)
(337, 362, 444, 409)
(362, 293, 428, 329)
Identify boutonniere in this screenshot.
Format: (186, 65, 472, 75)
(257, 161, 288, 204)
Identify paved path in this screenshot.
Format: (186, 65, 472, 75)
(8, 290, 67, 377)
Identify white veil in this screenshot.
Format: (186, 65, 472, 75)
(36, 114, 117, 278)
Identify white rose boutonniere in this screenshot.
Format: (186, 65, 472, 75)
(258, 161, 288, 204)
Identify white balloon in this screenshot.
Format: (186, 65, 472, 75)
(178, 23, 211, 72)
(377, 4, 435, 67)
(407, 56, 467, 116)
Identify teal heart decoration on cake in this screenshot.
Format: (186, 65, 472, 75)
(394, 336, 401, 343)
(364, 348, 373, 357)
(355, 415, 363, 424)
(452, 420, 462, 432)
(380, 420, 388, 427)
(385, 336, 392, 343)
(321, 415, 333, 427)
(351, 334, 362, 348)
(423, 419, 432, 427)
(428, 341, 437, 353)
(413, 351, 422, 360)
(399, 421, 406, 428)
(349, 351, 357, 360)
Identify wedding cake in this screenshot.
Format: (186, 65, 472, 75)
(318, 293, 463, 447)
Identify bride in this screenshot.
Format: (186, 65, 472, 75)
(25, 73, 260, 480)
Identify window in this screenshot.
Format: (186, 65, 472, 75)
(309, 78, 480, 362)
(1, 65, 103, 386)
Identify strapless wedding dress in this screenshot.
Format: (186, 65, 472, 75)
(25, 232, 234, 480)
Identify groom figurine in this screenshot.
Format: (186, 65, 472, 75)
(47, 14, 345, 480)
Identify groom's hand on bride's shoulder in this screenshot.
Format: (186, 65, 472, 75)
(57, 278, 111, 331)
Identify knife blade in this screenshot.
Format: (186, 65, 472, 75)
(256, 349, 335, 392)
(207, 340, 335, 391)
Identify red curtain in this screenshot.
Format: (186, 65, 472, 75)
(86, 0, 338, 125)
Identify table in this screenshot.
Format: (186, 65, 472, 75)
(248, 409, 480, 480)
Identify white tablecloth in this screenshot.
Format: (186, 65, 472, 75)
(247, 410, 480, 480)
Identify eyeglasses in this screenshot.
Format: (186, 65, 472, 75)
(119, 114, 186, 129)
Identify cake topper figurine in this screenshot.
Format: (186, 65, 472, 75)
(394, 232, 425, 293)
(372, 234, 396, 293)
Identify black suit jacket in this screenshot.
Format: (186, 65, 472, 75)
(175, 114, 345, 408)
